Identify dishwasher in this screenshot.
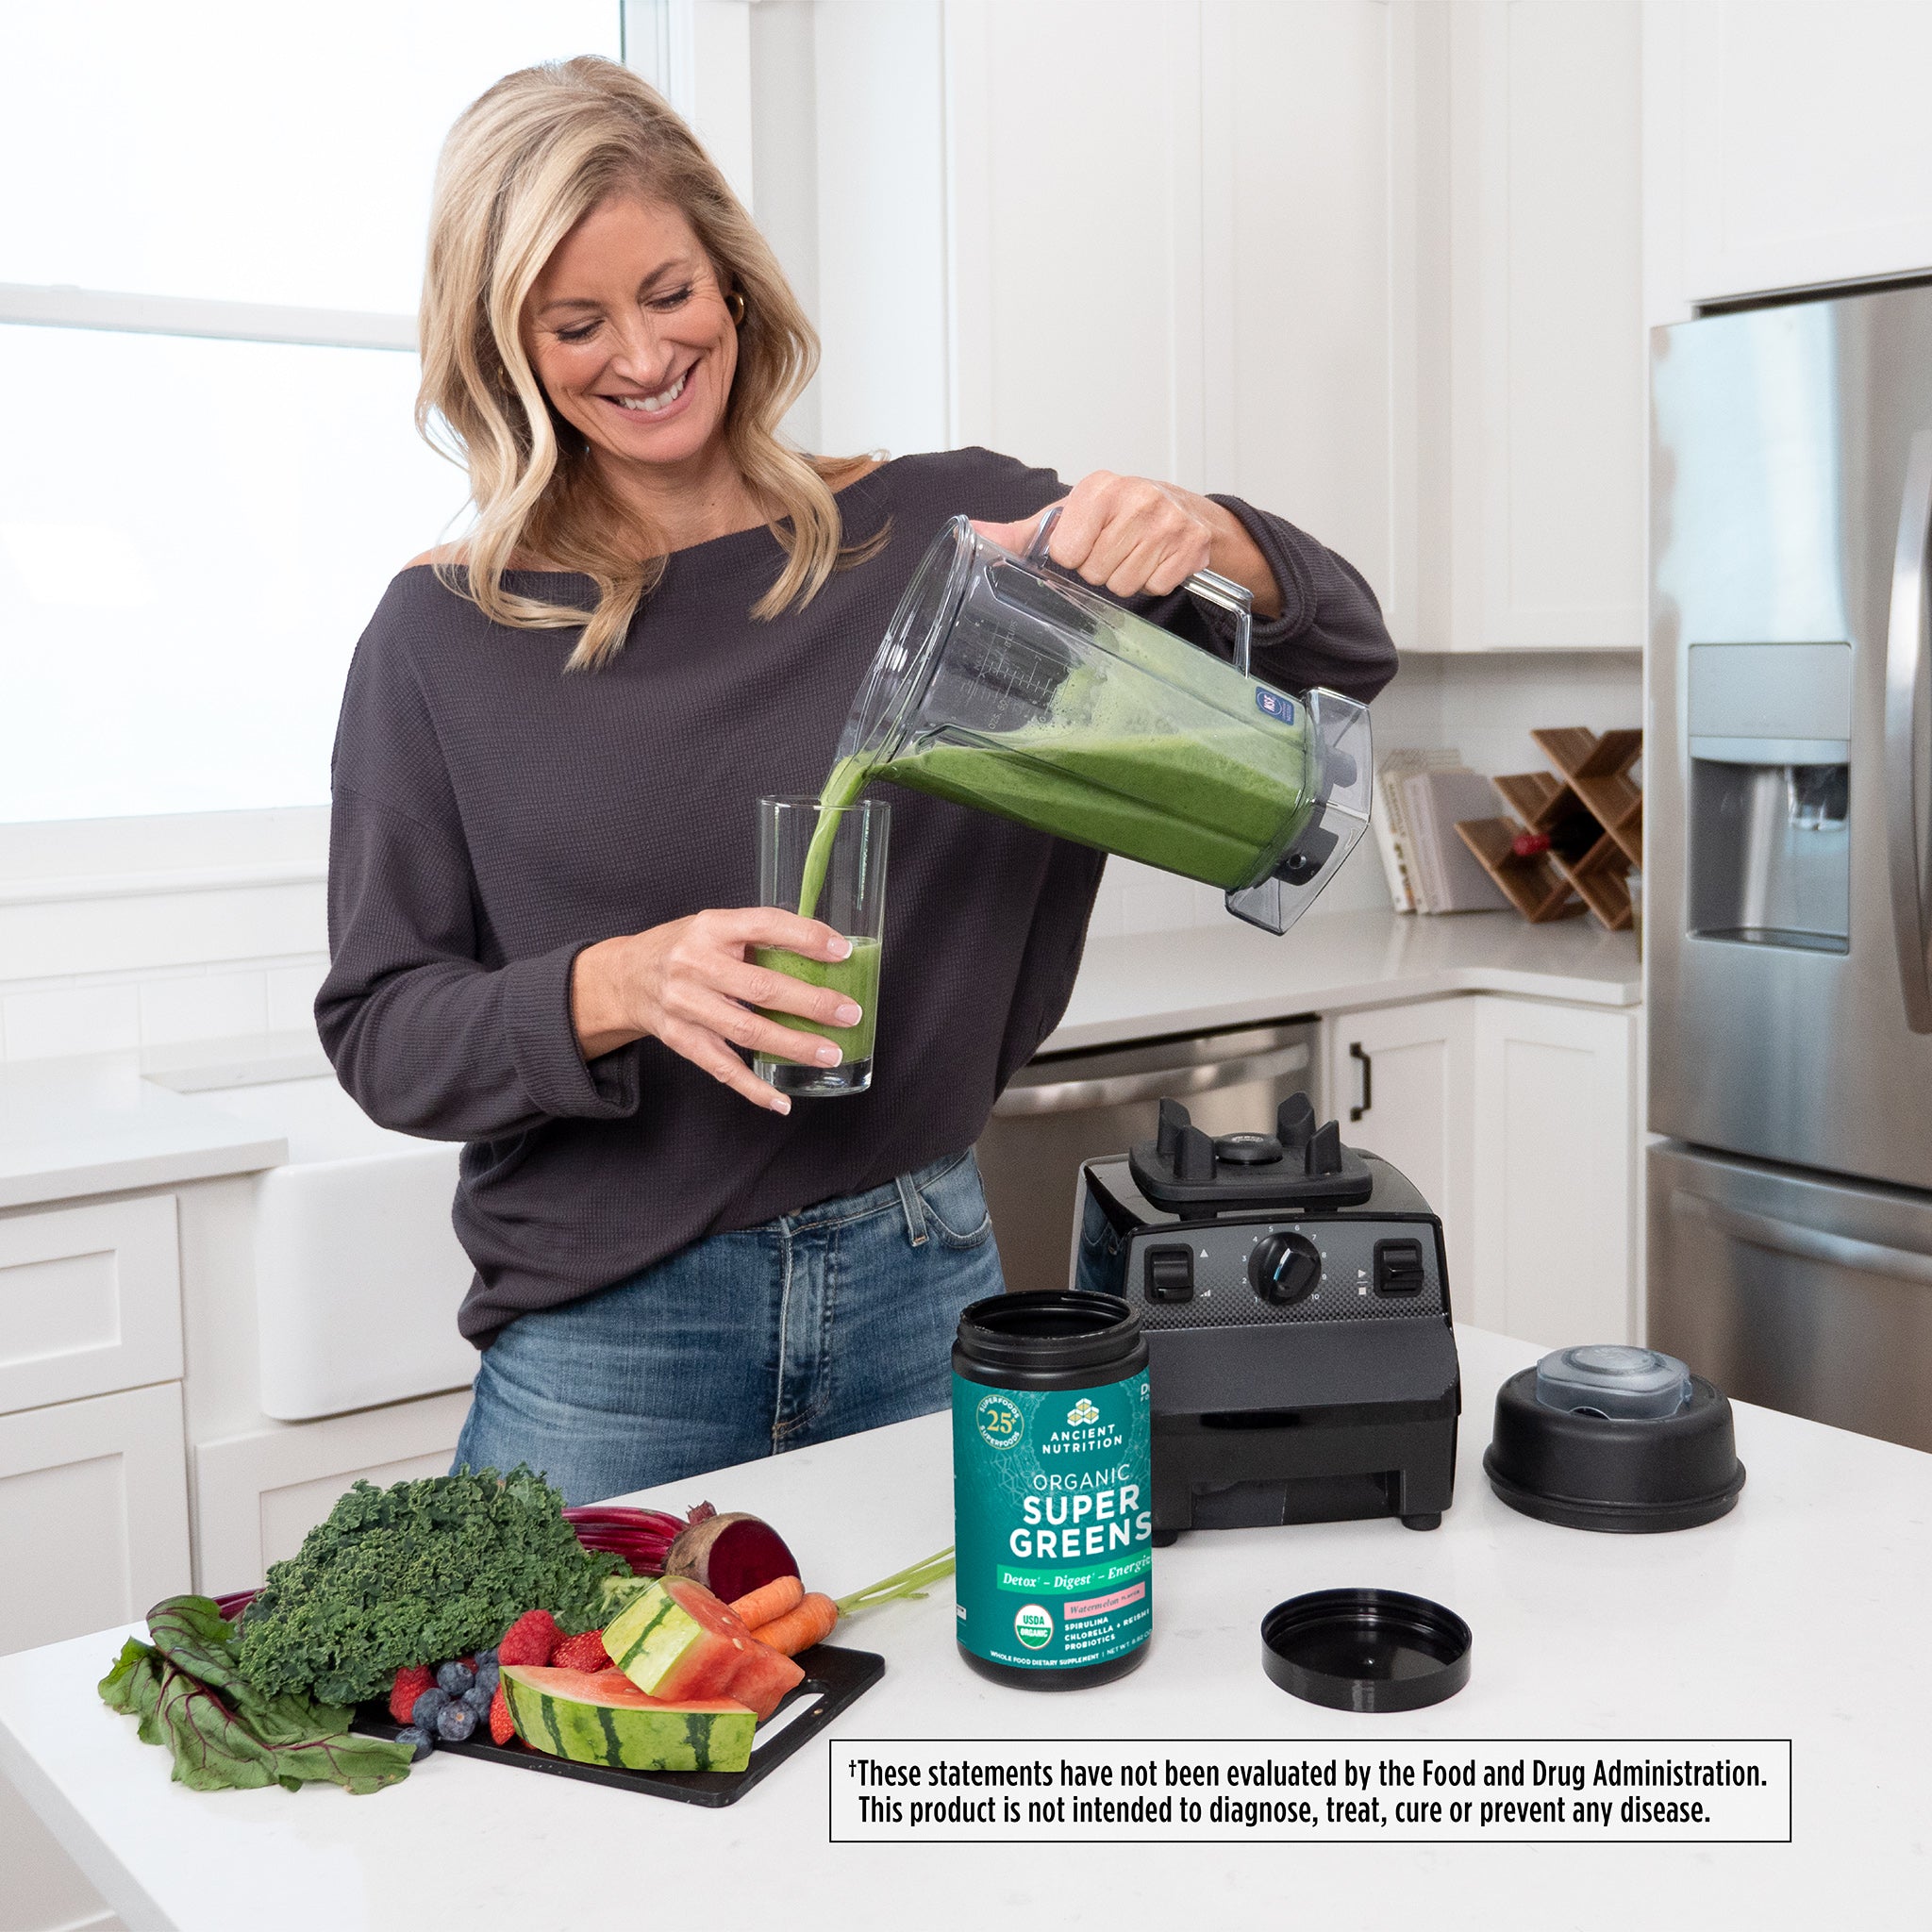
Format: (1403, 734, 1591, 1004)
(974, 1018, 1321, 1294)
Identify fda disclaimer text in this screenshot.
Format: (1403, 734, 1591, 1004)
(829, 1739, 1792, 1843)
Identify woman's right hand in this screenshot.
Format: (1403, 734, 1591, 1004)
(569, 909, 862, 1115)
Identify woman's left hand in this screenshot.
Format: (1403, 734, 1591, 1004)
(973, 471, 1283, 617)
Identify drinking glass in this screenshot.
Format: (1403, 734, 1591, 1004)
(752, 795, 890, 1098)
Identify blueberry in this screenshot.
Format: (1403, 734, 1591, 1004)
(473, 1646, 499, 1669)
(460, 1685, 491, 1720)
(435, 1702, 478, 1743)
(436, 1660, 475, 1696)
(473, 1658, 500, 1696)
(409, 1687, 451, 1729)
(394, 1725, 434, 1761)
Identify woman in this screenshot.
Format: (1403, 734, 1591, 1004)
(319, 57, 1396, 1506)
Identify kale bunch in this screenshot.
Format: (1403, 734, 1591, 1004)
(236, 1465, 625, 1707)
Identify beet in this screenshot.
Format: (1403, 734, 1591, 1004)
(661, 1507, 799, 1603)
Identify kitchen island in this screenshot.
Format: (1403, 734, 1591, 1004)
(0, 1327, 1921, 1932)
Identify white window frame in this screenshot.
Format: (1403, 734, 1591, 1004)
(0, 0, 755, 906)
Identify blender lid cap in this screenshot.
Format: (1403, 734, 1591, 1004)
(1261, 1589, 1472, 1713)
(1535, 1344, 1691, 1420)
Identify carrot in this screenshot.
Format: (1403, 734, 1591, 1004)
(751, 1591, 840, 1657)
(729, 1574, 804, 1629)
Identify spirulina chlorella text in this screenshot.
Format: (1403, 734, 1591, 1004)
(829, 1740, 1791, 1843)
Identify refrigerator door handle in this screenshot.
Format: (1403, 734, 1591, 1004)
(1885, 427, 1932, 1033)
(1673, 1191, 1932, 1288)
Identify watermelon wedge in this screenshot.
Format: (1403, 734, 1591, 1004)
(725, 1641, 807, 1723)
(603, 1575, 758, 1702)
(499, 1664, 756, 1774)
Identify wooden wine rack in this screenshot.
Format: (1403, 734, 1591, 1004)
(1455, 727, 1642, 932)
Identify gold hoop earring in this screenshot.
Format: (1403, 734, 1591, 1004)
(726, 291, 746, 325)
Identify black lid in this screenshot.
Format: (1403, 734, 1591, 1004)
(1261, 1589, 1472, 1713)
(1483, 1365, 1746, 1533)
(955, 1290, 1141, 1374)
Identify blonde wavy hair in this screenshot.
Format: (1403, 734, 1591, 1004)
(418, 57, 873, 670)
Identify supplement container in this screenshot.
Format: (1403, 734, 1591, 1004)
(952, 1291, 1152, 1689)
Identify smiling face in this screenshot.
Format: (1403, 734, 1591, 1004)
(523, 192, 739, 475)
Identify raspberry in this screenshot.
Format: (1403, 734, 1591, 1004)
(489, 1682, 517, 1746)
(389, 1664, 436, 1725)
(496, 1609, 562, 1668)
(551, 1628, 611, 1674)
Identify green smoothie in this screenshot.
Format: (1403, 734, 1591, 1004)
(800, 721, 1310, 904)
(752, 936, 880, 1065)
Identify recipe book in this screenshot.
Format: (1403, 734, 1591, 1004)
(1399, 768, 1510, 914)
(1373, 749, 1466, 912)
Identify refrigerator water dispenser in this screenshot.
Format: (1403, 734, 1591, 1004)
(1687, 641, 1851, 952)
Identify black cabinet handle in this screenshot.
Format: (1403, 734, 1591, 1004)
(1348, 1041, 1373, 1121)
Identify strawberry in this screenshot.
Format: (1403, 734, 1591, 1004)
(496, 1608, 562, 1668)
(550, 1628, 611, 1674)
(388, 1664, 436, 1725)
(489, 1681, 517, 1746)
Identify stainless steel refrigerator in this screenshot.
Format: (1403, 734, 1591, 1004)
(1648, 282, 1932, 1453)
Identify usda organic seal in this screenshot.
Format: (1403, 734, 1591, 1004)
(1013, 1603, 1054, 1650)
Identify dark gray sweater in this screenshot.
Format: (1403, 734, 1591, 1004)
(319, 448, 1396, 1345)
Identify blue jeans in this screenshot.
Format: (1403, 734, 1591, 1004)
(452, 1150, 1005, 1505)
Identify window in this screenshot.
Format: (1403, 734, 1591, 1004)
(0, 1, 624, 825)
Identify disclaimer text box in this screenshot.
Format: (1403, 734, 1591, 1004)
(829, 1738, 1792, 1844)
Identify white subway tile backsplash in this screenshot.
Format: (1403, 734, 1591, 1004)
(1115, 860, 1201, 935)
(265, 958, 328, 1035)
(140, 971, 269, 1046)
(3, 983, 141, 1059)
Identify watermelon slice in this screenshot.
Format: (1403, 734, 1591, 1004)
(603, 1575, 758, 1702)
(725, 1641, 807, 1723)
(499, 1664, 756, 1773)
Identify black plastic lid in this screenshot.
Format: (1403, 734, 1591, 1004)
(955, 1291, 1142, 1374)
(1261, 1589, 1472, 1713)
(1483, 1365, 1745, 1534)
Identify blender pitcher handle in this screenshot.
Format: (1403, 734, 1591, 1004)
(1025, 506, 1255, 675)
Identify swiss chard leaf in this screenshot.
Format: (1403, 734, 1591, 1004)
(98, 1599, 412, 1796)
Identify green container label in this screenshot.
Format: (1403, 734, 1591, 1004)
(952, 1369, 1153, 1673)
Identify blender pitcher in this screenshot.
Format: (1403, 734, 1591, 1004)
(832, 509, 1372, 933)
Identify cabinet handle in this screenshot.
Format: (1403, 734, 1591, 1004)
(1348, 1041, 1373, 1122)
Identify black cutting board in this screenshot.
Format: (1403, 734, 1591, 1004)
(354, 1643, 884, 1808)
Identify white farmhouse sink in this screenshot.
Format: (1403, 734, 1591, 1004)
(192, 1077, 475, 1421)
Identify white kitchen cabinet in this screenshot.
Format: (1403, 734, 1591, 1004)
(193, 1390, 473, 1594)
(1429, 0, 1645, 651)
(1326, 997, 1476, 1299)
(822, 1, 1419, 627)
(1655, 0, 1932, 308)
(0, 1194, 181, 1416)
(0, 1771, 119, 1932)
(1469, 996, 1640, 1345)
(0, 1384, 191, 1657)
(1330, 993, 1640, 1344)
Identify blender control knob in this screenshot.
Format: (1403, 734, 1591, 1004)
(1249, 1231, 1322, 1305)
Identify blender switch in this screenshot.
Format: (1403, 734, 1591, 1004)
(1374, 1239, 1425, 1296)
(1145, 1245, 1195, 1302)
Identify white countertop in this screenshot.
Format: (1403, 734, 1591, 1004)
(1045, 908, 1641, 1053)
(0, 913, 1636, 1209)
(0, 1054, 288, 1211)
(2, 1327, 1923, 1932)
